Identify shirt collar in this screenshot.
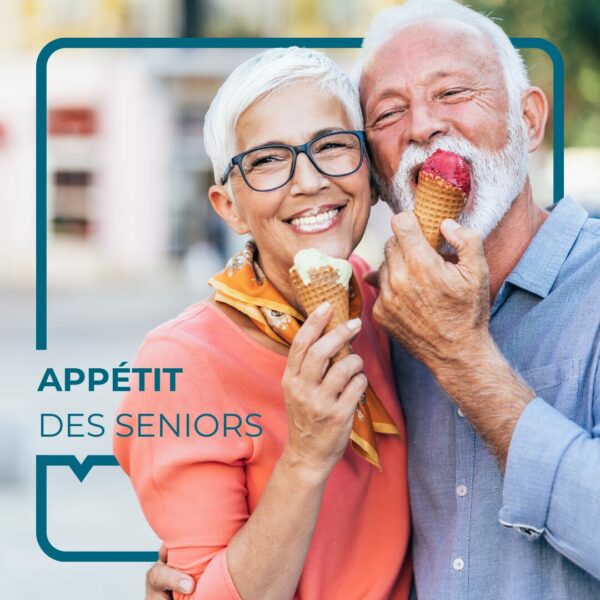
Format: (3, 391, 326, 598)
(504, 197, 588, 299)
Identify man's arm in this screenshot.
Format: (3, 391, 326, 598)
(499, 384, 600, 579)
(373, 212, 534, 468)
(373, 212, 600, 580)
(430, 334, 533, 470)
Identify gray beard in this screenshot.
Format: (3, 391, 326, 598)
(378, 111, 530, 247)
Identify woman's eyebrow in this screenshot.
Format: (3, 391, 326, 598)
(250, 127, 346, 148)
(310, 126, 345, 138)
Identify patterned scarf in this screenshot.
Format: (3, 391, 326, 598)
(208, 241, 401, 469)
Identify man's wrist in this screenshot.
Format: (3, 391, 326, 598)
(432, 330, 533, 408)
(428, 328, 497, 383)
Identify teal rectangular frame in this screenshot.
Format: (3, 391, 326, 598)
(34, 37, 564, 562)
(36, 37, 564, 349)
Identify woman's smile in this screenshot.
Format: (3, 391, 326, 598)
(284, 203, 346, 234)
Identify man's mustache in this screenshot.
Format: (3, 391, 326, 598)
(396, 136, 480, 186)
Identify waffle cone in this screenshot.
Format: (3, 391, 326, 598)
(414, 171, 467, 250)
(289, 265, 351, 362)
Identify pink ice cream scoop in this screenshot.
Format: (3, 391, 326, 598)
(414, 149, 471, 249)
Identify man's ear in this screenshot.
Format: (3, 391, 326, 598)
(208, 184, 250, 235)
(521, 87, 548, 153)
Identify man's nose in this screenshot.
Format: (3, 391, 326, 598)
(407, 101, 448, 144)
(289, 152, 330, 195)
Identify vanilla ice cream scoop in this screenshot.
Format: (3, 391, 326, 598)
(292, 248, 352, 287)
(289, 248, 353, 362)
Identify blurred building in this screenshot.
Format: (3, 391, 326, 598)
(0, 0, 597, 290)
(0, 0, 390, 290)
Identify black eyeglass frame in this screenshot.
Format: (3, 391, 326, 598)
(220, 130, 367, 192)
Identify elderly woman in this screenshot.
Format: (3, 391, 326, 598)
(115, 47, 410, 600)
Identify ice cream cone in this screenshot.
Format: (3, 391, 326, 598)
(289, 252, 352, 363)
(414, 170, 467, 250)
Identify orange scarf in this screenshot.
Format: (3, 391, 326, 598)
(208, 241, 401, 469)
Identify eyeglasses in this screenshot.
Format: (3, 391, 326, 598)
(220, 130, 367, 192)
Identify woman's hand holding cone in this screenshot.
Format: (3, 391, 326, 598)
(281, 303, 367, 481)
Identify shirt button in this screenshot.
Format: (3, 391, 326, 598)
(453, 558, 465, 571)
(456, 484, 468, 497)
(457, 408, 465, 417)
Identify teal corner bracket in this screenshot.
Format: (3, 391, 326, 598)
(36, 454, 158, 562)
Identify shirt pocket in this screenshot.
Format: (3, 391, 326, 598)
(517, 358, 583, 422)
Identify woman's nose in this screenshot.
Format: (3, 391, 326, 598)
(407, 101, 448, 145)
(289, 153, 330, 195)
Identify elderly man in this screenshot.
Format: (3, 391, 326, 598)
(358, 1, 600, 599)
(145, 1, 600, 598)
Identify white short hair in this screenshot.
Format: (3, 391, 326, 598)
(204, 47, 363, 185)
(356, 0, 530, 109)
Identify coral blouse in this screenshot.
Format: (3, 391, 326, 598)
(114, 255, 411, 599)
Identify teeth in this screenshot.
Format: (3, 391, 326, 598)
(289, 208, 340, 230)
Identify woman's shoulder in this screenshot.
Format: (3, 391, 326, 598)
(148, 298, 255, 345)
(154, 297, 222, 331)
(139, 300, 231, 366)
(138, 299, 285, 370)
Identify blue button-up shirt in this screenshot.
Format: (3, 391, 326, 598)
(393, 198, 600, 599)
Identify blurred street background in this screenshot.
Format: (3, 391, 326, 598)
(1, 0, 599, 597)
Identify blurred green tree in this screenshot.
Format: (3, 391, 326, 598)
(476, 0, 600, 146)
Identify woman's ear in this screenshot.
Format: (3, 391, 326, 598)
(521, 87, 548, 153)
(208, 184, 250, 235)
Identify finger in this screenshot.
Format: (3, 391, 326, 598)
(440, 219, 485, 267)
(301, 319, 362, 383)
(286, 302, 332, 375)
(146, 562, 195, 596)
(158, 545, 168, 563)
(383, 235, 399, 266)
(337, 372, 369, 413)
(145, 587, 170, 600)
(378, 260, 389, 286)
(363, 269, 380, 289)
(145, 588, 170, 600)
(374, 260, 391, 302)
(382, 237, 407, 286)
(391, 211, 437, 261)
(320, 353, 364, 397)
(377, 249, 401, 297)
